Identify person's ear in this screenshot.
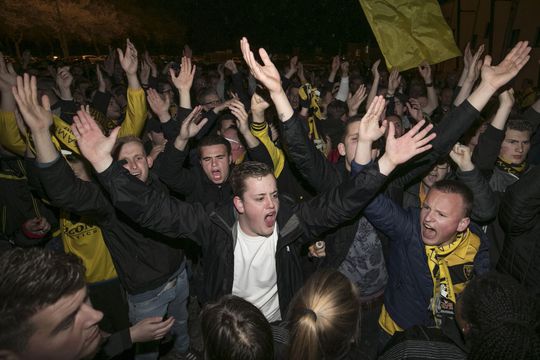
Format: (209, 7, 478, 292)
(228, 154, 233, 165)
(338, 142, 346, 157)
(457, 217, 470, 233)
(233, 196, 244, 214)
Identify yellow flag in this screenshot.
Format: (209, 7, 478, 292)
(359, 0, 460, 70)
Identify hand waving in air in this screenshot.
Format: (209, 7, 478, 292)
(240, 37, 282, 94)
(71, 108, 120, 173)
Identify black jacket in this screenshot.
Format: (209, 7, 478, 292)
(279, 102, 482, 269)
(497, 165, 540, 296)
(96, 159, 388, 316)
(35, 156, 184, 295)
(155, 139, 273, 207)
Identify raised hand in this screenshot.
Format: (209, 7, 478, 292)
(406, 98, 424, 123)
(183, 44, 193, 59)
(71, 107, 120, 172)
(117, 39, 138, 75)
(177, 105, 207, 143)
(387, 68, 401, 95)
(357, 95, 387, 143)
(139, 59, 151, 85)
(331, 55, 341, 74)
(481, 41, 530, 91)
(380, 119, 436, 174)
(240, 37, 282, 94)
(0, 52, 17, 92)
(498, 88, 515, 109)
(418, 61, 432, 84)
(463, 42, 472, 69)
(347, 84, 367, 116)
(466, 44, 484, 82)
(171, 56, 196, 92)
(129, 317, 175, 344)
(146, 88, 170, 122)
(449, 143, 474, 172)
(228, 99, 249, 134)
(144, 51, 158, 77)
(224, 59, 238, 74)
(251, 93, 270, 118)
(285, 56, 298, 79)
(12, 74, 52, 134)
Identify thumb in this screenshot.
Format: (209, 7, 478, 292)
(109, 126, 121, 142)
(483, 55, 492, 67)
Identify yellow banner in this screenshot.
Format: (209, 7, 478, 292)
(53, 116, 80, 155)
(359, 0, 460, 70)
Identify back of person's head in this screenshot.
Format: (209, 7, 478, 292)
(230, 161, 273, 198)
(0, 248, 85, 353)
(201, 295, 273, 360)
(287, 269, 361, 360)
(460, 272, 540, 359)
(431, 179, 473, 217)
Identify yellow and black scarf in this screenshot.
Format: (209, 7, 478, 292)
(495, 157, 527, 177)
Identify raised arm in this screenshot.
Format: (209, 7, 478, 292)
(117, 39, 147, 137)
(70, 109, 209, 242)
(301, 104, 436, 240)
(454, 45, 484, 107)
(449, 143, 497, 222)
(366, 59, 381, 109)
(472, 89, 514, 172)
(170, 56, 196, 109)
(13, 74, 112, 217)
(418, 61, 438, 115)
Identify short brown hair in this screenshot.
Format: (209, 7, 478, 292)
(0, 248, 85, 353)
(432, 179, 474, 217)
(112, 135, 145, 160)
(230, 161, 273, 198)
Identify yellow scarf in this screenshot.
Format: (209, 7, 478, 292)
(425, 230, 470, 326)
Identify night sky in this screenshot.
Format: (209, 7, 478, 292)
(122, 0, 373, 54)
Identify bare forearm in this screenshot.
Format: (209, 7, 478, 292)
(127, 73, 141, 90)
(454, 79, 474, 107)
(271, 89, 294, 122)
(32, 131, 60, 164)
(367, 77, 380, 108)
(491, 104, 512, 130)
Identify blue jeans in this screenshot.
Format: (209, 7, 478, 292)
(127, 266, 190, 359)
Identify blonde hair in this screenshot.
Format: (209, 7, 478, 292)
(287, 269, 361, 360)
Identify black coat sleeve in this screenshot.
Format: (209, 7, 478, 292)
(471, 124, 505, 175)
(456, 167, 497, 223)
(281, 113, 342, 192)
(35, 156, 113, 221)
(97, 161, 210, 245)
(499, 165, 540, 235)
(295, 162, 387, 240)
(152, 141, 196, 196)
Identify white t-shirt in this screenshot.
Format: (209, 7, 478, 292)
(232, 223, 281, 322)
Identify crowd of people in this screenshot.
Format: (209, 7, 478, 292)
(0, 34, 539, 360)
